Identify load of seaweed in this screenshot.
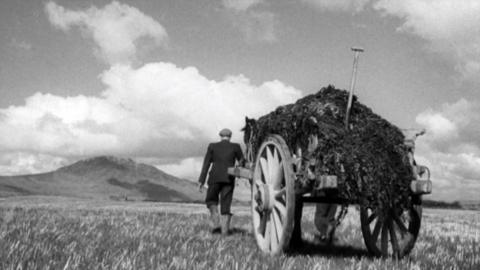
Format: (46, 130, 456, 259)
(245, 85, 413, 211)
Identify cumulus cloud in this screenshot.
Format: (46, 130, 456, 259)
(415, 98, 480, 201)
(155, 157, 203, 181)
(0, 62, 302, 174)
(0, 93, 127, 156)
(100, 63, 301, 144)
(416, 111, 457, 146)
(45, 1, 167, 64)
(302, 0, 371, 13)
(374, 0, 480, 80)
(416, 98, 480, 154)
(0, 152, 68, 176)
(0, 1, 302, 175)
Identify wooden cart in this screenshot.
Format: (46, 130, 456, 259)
(228, 130, 432, 258)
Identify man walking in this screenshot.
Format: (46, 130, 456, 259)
(198, 128, 244, 235)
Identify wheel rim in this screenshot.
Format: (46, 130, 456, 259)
(360, 204, 421, 258)
(252, 135, 294, 254)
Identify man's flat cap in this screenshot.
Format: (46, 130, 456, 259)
(219, 128, 232, 137)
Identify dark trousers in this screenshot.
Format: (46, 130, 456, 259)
(205, 183, 234, 215)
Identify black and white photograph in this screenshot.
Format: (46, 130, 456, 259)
(0, 0, 478, 269)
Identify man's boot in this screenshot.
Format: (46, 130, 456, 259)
(208, 205, 221, 234)
(221, 214, 232, 235)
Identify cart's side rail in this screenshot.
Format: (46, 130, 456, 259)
(227, 166, 253, 180)
(229, 159, 432, 195)
(228, 163, 340, 191)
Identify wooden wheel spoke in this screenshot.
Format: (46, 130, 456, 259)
(274, 201, 287, 220)
(252, 205, 261, 227)
(389, 219, 400, 257)
(272, 148, 283, 188)
(274, 164, 284, 189)
(274, 188, 286, 200)
(264, 216, 271, 250)
(368, 212, 377, 224)
(258, 213, 268, 236)
(260, 157, 269, 183)
(381, 222, 389, 255)
(272, 210, 283, 240)
(273, 206, 284, 224)
(266, 146, 275, 183)
(272, 146, 281, 164)
(266, 146, 272, 169)
(372, 219, 383, 243)
(255, 179, 264, 187)
(266, 146, 283, 188)
(393, 213, 409, 234)
(270, 212, 280, 250)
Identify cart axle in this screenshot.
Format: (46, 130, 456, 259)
(256, 183, 276, 212)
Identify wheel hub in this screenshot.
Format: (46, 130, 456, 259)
(256, 183, 275, 212)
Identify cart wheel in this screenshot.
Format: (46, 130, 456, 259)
(251, 135, 295, 255)
(360, 202, 422, 258)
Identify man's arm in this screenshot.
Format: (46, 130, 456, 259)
(198, 144, 213, 185)
(235, 143, 245, 166)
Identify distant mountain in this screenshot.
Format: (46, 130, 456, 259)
(0, 156, 204, 202)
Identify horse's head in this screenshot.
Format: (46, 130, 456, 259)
(241, 116, 257, 144)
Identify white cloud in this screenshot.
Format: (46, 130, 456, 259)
(302, 0, 371, 13)
(0, 62, 302, 174)
(416, 111, 457, 142)
(0, 152, 68, 176)
(155, 157, 203, 181)
(415, 98, 480, 154)
(100, 63, 300, 144)
(415, 98, 480, 201)
(0, 1, 301, 176)
(45, 1, 167, 64)
(374, 0, 480, 80)
(0, 93, 127, 156)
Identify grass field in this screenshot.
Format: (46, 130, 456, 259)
(0, 196, 478, 270)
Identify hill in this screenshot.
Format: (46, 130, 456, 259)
(0, 156, 204, 202)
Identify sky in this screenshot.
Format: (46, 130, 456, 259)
(0, 0, 479, 201)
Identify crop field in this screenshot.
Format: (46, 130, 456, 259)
(0, 196, 479, 270)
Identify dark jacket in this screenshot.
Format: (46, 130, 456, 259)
(198, 140, 244, 185)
